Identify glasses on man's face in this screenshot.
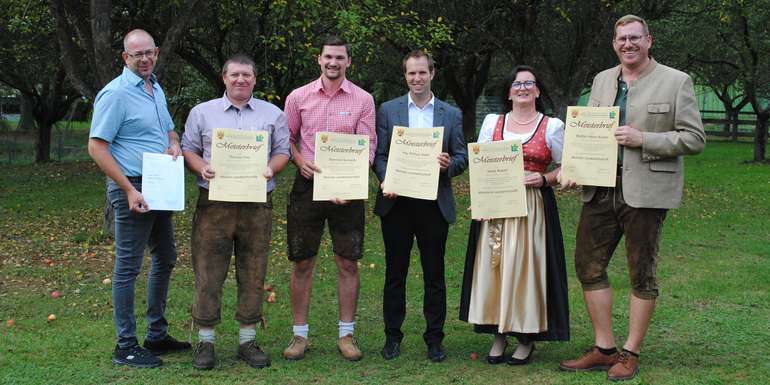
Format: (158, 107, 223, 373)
(511, 80, 536, 90)
(126, 48, 158, 60)
(614, 34, 648, 45)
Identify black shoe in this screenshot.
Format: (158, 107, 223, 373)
(427, 344, 446, 362)
(506, 343, 535, 365)
(486, 341, 508, 365)
(381, 341, 401, 360)
(112, 344, 162, 368)
(143, 335, 192, 355)
(238, 340, 271, 368)
(193, 342, 215, 370)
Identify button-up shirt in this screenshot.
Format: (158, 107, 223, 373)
(615, 77, 628, 164)
(284, 77, 376, 164)
(181, 94, 291, 192)
(407, 93, 435, 128)
(90, 67, 175, 176)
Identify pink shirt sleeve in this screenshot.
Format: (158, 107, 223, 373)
(357, 94, 377, 164)
(284, 92, 301, 146)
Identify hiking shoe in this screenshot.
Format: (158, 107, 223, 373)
(283, 335, 309, 360)
(192, 342, 215, 370)
(112, 344, 162, 368)
(238, 340, 271, 368)
(143, 335, 192, 355)
(337, 334, 363, 361)
(608, 350, 640, 381)
(559, 346, 619, 372)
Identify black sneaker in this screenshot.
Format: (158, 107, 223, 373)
(112, 344, 162, 368)
(143, 335, 192, 355)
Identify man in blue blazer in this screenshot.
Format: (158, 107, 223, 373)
(373, 50, 468, 362)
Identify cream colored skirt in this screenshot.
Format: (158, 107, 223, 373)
(466, 187, 547, 334)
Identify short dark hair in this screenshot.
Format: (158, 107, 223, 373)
(500, 65, 552, 114)
(221, 54, 256, 76)
(402, 50, 435, 73)
(319, 35, 351, 58)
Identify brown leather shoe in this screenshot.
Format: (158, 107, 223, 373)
(559, 346, 619, 372)
(238, 341, 271, 368)
(337, 334, 363, 361)
(607, 350, 640, 381)
(283, 335, 309, 361)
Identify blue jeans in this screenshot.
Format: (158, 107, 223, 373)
(108, 179, 177, 348)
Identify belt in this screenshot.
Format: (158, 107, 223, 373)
(127, 176, 142, 183)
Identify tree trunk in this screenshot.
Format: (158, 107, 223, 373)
(18, 95, 36, 131)
(461, 102, 477, 143)
(729, 110, 739, 141)
(35, 120, 52, 162)
(754, 112, 768, 162)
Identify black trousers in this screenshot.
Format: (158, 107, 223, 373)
(381, 197, 448, 346)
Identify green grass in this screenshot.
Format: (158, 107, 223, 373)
(0, 141, 768, 384)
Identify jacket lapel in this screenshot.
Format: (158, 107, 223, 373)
(397, 95, 409, 127)
(433, 100, 445, 128)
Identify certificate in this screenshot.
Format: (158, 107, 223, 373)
(382, 126, 444, 200)
(141, 153, 185, 211)
(468, 140, 527, 219)
(208, 128, 269, 202)
(312, 132, 370, 201)
(561, 106, 619, 187)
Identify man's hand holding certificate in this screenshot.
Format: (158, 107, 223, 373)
(208, 128, 269, 202)
(382, 126, 444, 200)
(312, 132, 370, 201)
(561, 106, 620, 187)
(468, 140, 527, 219)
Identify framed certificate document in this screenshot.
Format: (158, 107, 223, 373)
(468, 140, 527, 219)
(561, 106, 619, 187)
(208, 128, 269, 202)
(312, 132, 370, 201)
(382, 126, 444, 200)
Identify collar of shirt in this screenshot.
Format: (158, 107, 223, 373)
(312, 77, 352, 96)
(122, 66, 157, 89)
(407, 92, 435, 110)
(221, 92, 256, 111)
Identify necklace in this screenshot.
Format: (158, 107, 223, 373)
(510, 112, 539, 125)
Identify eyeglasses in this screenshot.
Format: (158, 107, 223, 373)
(613, 34, 648, 45)
(126, 48, 158, 60)
(511, 80, 536, 90)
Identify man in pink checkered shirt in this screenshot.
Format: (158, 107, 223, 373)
(282, 35, 376, 362)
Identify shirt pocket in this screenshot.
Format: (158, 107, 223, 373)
(647, 103, 671, 114)
(648, 157, 679, 173)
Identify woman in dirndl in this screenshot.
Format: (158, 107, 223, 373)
(459, 65, 570, 365)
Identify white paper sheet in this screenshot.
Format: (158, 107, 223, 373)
(141, 153, 185, 211)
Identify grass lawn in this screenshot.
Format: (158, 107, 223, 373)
(0, 140, 768, 384)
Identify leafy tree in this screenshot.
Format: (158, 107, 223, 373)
(50, 0, 203, 100)
(655, 0, 769, 161)
(0, 0, 80, 162)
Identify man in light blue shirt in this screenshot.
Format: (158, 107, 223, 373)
(373, 50, 468, 362)
(88, 29, 190, 368)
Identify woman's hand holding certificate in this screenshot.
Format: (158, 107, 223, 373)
(467, 140, 527, 219)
